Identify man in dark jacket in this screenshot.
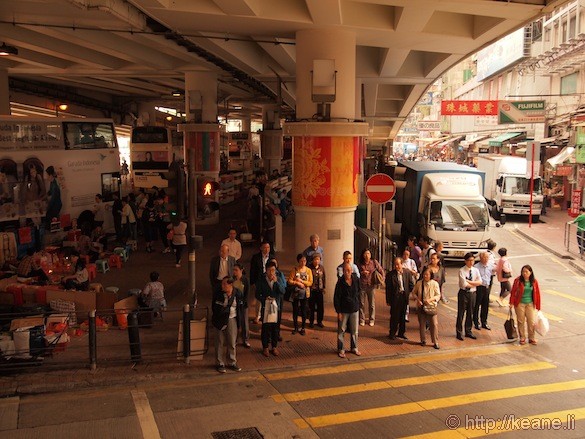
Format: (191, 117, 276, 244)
(255, 261, 284, 357)
(386, 257, 415, 340)
(212, 277, 244, 373)
(334, 263, 361, 358)
(249, 241, 274, 323)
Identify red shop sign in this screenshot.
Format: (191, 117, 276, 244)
(569, 189, 582, 218)
(555, 165, 573, 176)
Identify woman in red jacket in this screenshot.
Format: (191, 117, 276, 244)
(509, 265, 541, 345)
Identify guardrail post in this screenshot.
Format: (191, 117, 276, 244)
(127, 311, 141, 363)
(88, 309, 97, 371)
(183, 304, 191, 364)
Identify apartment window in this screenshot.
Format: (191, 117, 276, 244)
(561, 72, 578, 95)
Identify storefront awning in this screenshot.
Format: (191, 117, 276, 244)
(436, 135, 464, 148)
(488, 132, 525, 147)
(538, 136, 559, 145)
(546, 146, 575, 168)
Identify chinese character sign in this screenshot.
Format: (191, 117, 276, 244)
(440, 100, 498, 116)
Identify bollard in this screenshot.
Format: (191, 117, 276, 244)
(88, 309, 97, 371)
(183, 304, 191, 364)
(127, 311, 142, 363)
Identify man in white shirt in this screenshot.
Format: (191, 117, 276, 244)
(456, 253, 482, 341)
(221, 228, 242, 261)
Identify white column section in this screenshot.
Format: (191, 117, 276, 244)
(185, 72, 218, 123)
(296, 29, 356, 120)
(0, 70, 9, 115)
(293, 29, 358, 302)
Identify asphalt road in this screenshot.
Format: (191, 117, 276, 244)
(1, 221, 585, 438)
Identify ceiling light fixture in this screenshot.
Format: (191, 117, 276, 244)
(58, 104, 68, 111)
(166, 115, 173, 121)
(0, 42, 18, 56)
(171, 90, 182, 97)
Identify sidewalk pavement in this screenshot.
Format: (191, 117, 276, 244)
(513, 208, 585, 275)
(2, 199, 582, 397)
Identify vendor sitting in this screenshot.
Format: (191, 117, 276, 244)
(17, 248, 50, 283)
(78, 230, 99, 262)
(62, 259, 89, 291)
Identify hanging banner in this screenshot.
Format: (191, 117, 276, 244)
(441, 100, 498, 116)
(498, 101, 546, 124)
(569, 189, 582, 217)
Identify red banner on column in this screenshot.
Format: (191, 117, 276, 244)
(569, 189, 582, 218)
(441, 100, 498, 116)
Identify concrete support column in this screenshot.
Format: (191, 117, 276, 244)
(185, 72, 218, 124)
(0, 70, 11, 115)
(241, 117, 251, 132)
(285, 29, 367, 302)
(261, 104, 283, 174)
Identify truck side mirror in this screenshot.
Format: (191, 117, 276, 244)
(496, 177, 503, 187)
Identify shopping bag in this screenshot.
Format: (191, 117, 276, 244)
(504, 310, 518, 339)
(263, 298, 278, 323)
(534, 310, 549, 337)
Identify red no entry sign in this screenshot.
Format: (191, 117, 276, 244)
(365, 173, 395, 204)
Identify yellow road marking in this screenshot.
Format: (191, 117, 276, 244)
(401, 407, 585, 438)
(546, 289, 585, 306)
(131, 390, 161, 439)
(276, 362, 555, 403)
(576, 311, 585, 318)
(298, 379, 585, 428)
(264, 346, 513, 381)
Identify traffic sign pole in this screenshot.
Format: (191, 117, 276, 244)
(365, 174, 395, 268)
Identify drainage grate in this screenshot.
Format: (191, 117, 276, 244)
(211, 427, 264, 439)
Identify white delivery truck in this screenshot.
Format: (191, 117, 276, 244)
(476, 155, 543, 221)
(394, 161, 491, 259)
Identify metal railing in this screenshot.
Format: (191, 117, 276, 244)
(564, 222, 585, 259)
(0, 305, 209, 373)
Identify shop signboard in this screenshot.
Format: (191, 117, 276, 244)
(569, 189, 582, 218)
(417, 121, 441, 131)
(498, 101, 546, 124)
(479, 147, 490, 154)
(555, 165, 573, 176)
(441, 100, 498, 116)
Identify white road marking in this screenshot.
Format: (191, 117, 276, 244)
(131, 390, 161, 439)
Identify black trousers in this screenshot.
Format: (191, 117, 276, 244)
(456, 289, 476, 336)
(473, 285, 490, 326)
(292, 298, 307, 329)
(261, 322, 279, 349)
(308, 290, 324, 324)
(389, 293, 408, 337)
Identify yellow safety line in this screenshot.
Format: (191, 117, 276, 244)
(546, 289, 585, 305)
(400, 407, 585, 438)
(264, 345, 513, 381)
(298, 379, 585, 428)
(275, 362, 555, 402)
(131, 390, 161, 439)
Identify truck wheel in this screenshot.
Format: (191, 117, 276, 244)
(532, 215, 540, 222)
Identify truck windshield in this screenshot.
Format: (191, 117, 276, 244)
(502, 176, 542, 195)
(430, 200, 489, 231)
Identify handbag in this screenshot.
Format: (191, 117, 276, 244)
(502, 270, 512, 278)
(263, 298, 278, 323)
(373, 269, 385, 288)
(504, 309, 518, 339)
(422, 303, 437, 315)
(284, 285, 294, 302)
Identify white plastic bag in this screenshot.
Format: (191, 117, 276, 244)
(263, 298, 278, 323)
(534, 310, 549, 337)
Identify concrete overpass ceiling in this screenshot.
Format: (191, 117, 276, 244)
(0, 0, 570, 133)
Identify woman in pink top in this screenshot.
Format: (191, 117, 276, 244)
(495, 247, 512, 306)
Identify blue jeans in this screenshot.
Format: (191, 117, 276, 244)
(337, 311, 359, 352)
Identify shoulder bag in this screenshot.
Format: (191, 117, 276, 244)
(421, 282, 437, 315)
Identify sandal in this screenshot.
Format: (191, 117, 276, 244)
(529, 339, 538, 345)
(338, 350, 346, 358)
(519, 339, 526, 345)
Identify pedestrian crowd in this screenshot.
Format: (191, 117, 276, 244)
(210, 230, 545, 374)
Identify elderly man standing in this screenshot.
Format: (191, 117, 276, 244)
(303, 234, 324, 263)
(221, 228, 242, 261)
(209, 244, 236, 295)
(473, 252, 494, 331)
(334, 263, 361, 358)
(386, 257, 415, 340)
(212, 277, 243, 373)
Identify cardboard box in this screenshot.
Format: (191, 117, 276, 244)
(10, 316, 44, 331)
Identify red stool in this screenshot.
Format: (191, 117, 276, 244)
(108, 254, 122, 269)
(87, 263, 97, 281)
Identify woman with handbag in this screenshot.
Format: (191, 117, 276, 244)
(509, 265, 541, 346)
(495, 247, 513, 306)
(287, 254, 313, 335)
(413, 266, 441, 349)
(358, 249, 385, 327)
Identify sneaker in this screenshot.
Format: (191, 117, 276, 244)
(369, 320, 374, 327)
(338, 350, 346, 358)
(359, 321, 365, 326)
(229, 363, 242, 372)
(217, 365, 227, 373)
